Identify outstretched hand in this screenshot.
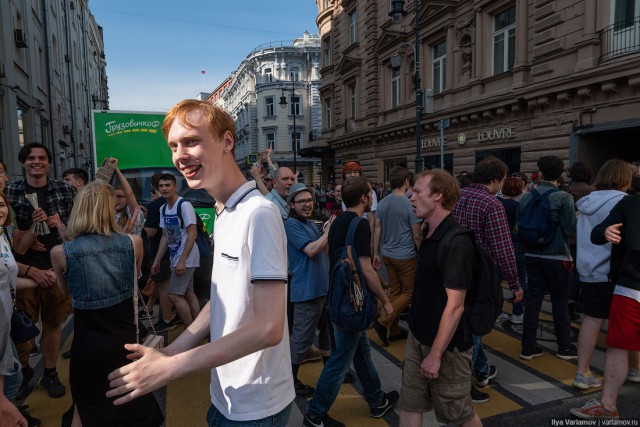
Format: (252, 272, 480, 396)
(106, 343, 172, 405)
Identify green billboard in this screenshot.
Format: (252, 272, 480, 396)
(92, 111, 169, 168)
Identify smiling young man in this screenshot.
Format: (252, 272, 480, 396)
(284, 183, 333, 398)
(107, 100, 294, 426)
(6, 143, 76, 400)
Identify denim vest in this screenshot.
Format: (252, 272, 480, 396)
(64, 233, 134, 310)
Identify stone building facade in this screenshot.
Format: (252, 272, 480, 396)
(0, 0, 107, 179)
(313, 0, 640, 182)
(212, 32, 324, 184)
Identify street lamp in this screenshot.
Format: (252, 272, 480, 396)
(279, 84, 298, 173)
(389, 0, 423, 174)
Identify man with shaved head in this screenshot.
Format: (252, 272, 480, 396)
(267, 167, 296, 220)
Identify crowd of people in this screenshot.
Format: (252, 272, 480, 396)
(1, 98, 639, 427)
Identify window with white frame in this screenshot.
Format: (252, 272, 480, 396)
(348, 10, 357, 45)
(290, 67, 300, 81)
(493, 6, 516, 74)
(264, 67, 273, 83)
(323, 36, 331, 66)
(391, 68, 400, 108)
(433, 40, 447, 94)
(265, 97, 274, 116)
(265, 132, 275, 149)
(290, 95, 301, 116)
(291, 131, 301, 151)
(324, 98, 333, 128)
(348, 83, 356, 118)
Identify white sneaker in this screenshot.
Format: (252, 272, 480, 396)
(510, 313, 524, 325)
(495, 313, 510, 323)
(572, 371, 602, 390)
(628, 369, 640, 383)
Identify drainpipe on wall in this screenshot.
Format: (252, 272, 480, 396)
(64, 0, 77, 172)
(42, 0, 57, 177)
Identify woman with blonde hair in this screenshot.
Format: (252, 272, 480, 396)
(51, 181, 162, 427)
(573, 159, 632, 390)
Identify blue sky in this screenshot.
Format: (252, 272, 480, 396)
(90, 1, 319, 112)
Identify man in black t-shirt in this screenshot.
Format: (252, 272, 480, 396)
(6, 143, 76, 400)
(400, 170, 481, 427)
(304, 176, 397, 427)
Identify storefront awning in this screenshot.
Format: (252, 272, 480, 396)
(298, 146, 334, 158)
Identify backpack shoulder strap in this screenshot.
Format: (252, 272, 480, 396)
(436, 225, 474, 274)
(175, 198, 186, 229)
(346, 216, 365, 247)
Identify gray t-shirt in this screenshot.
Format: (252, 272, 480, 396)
(376, 194, 422, 260)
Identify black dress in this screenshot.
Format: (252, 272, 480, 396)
(69, 298, 163, 427)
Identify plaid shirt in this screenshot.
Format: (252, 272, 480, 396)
(452, 184, 520, 290)
(5, 178, 76, 243)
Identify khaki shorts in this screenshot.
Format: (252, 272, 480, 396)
(17, 285, 72, 326)
(399, 332, 476, 425)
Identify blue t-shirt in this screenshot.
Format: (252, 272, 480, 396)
(284, 217, 329, 303)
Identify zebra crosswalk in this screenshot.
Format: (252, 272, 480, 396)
(21, 294, 613, 426)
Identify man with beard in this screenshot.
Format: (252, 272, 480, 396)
(284, 183, 334, 398)
(304, 176, 397, 427)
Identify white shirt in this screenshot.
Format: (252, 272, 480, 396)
(159, 197, 200, 268)
(210, 181, 294, 421)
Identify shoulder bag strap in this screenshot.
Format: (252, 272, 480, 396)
(129, 234, 158, 344)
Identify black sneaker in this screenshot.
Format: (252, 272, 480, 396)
(372, 320, 389, 346)
(557, 345, 578, 360)
(475, 365, 498, 387)
(18, 405, 42, 427)
(470, 386, 490, 404)
(152, 318, 176, 332)
(370, 390, 399, 418)
(519, 346, 545, 361)
(15, 366, 35, 401)
(294, 379, 315, 398)
(40, 372, 66, 398)
(303, 413, 346, 427)
(60, 349, 72, 359)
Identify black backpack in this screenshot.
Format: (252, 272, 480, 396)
(162, 199, 212, 259)
(328, 216, 377, 333)
(515, 187, 559, 247)
(436, 226, 503, 337)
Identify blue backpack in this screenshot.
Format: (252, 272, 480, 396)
(515, 187, 559, 247)
(328, 217, 377, 333)
(162, 199, 212, 259)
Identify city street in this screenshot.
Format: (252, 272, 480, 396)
(19, 286, 640, 426)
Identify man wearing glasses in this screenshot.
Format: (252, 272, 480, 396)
(284, 183, 334, 399)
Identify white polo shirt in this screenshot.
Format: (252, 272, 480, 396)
(209, 180, 294, 421)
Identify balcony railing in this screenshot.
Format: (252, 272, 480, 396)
(599, 16, 640, 63)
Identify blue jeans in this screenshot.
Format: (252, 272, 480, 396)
(306, 326, 385, 418)
(522, 256, 572, 350)
(3, 341, 22, 401)
(472, 334, 489, 377)
(206, 402, 292, 427)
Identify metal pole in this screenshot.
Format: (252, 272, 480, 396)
(293, 83, 297, 173)
(439, 119, 444, 169)
(414, 0, 422, 174)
